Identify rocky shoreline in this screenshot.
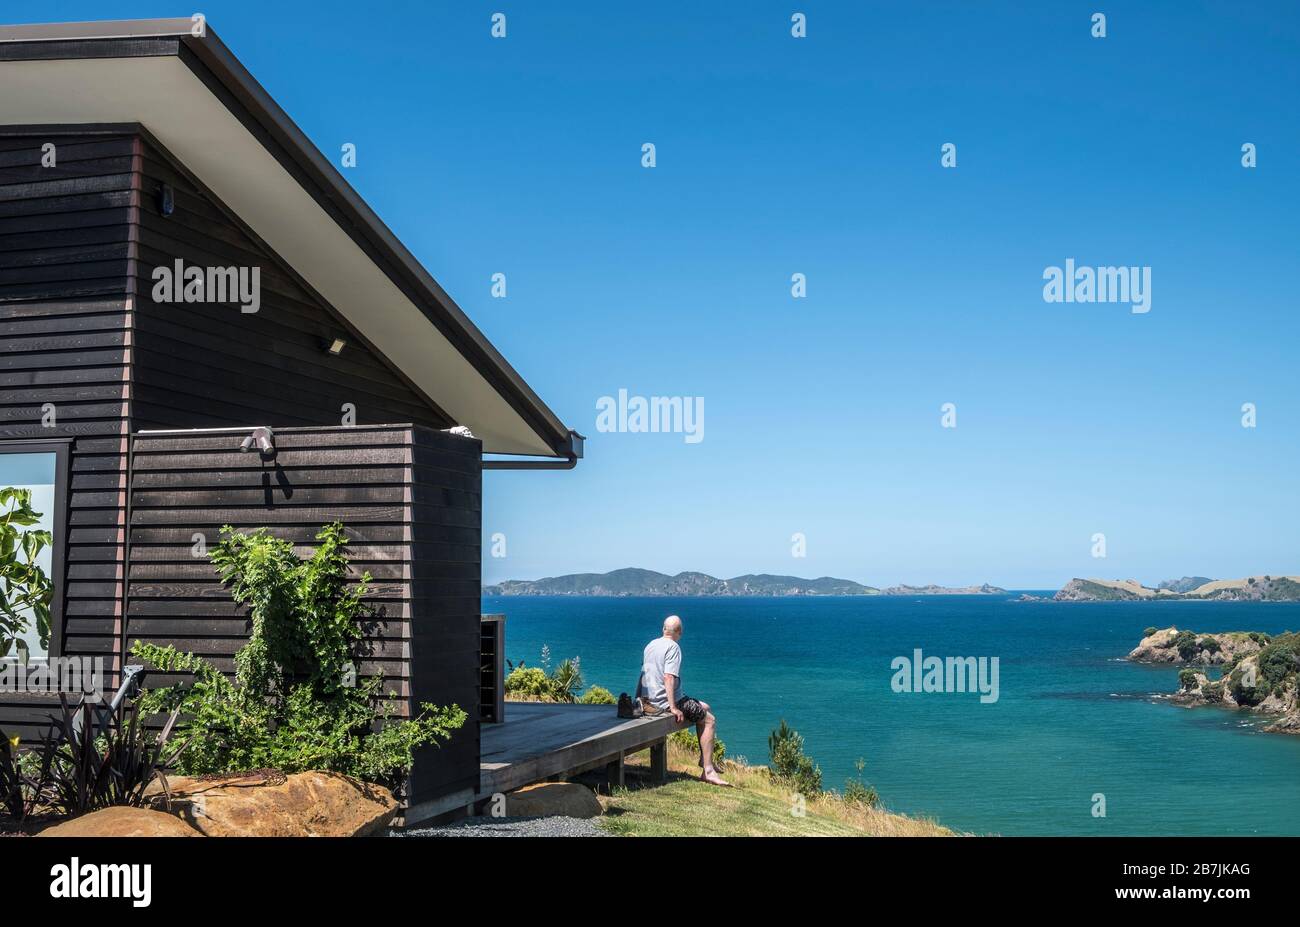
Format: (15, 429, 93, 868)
(1057, 575, 1300, 602)
(1129, 627, 1299, 734)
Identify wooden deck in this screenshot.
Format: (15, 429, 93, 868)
(479, 702, 688, 799)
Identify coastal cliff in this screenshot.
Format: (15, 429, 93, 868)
(1129, 627, 1300, 734)
(1057, 575, 1300, 602)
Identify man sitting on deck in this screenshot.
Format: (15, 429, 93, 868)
(639, 615, 729, 786)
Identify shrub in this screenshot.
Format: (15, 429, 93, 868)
(504, 666, 555, 700)
(768, 719, 822, 796)
(1256, 634, 1300, 692)
(1197, 636, 1221, 655)
(1172, 630, 1201, 661)
(1143, 627, 1159, 638)
(1178, 668, 1200, 690)
(843, 757, 879, 808)
(577, 685, 616, 705)
(1227, 664, 1263, 706)
(0, 488, 54, 664)
(669, 728, 725, 766)
(504, 653, 586, 703)
(133, 523, 465, 788)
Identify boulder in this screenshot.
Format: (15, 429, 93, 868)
(38, 806, 202, 837)
(504, 782, 602, 818)
(148, 770, 398, 837)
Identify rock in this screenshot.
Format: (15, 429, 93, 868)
(1128, 628, 1262, 666)
(1265, 712, 1300, 734)
(38, 806, 202, 837)
(503, 782, 602, 819)
(147, 771, 398, 837)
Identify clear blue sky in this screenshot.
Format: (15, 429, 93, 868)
(18, 2, 1298, 587)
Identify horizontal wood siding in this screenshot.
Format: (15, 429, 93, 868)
(130, 136, 453, 431)
(128, 424, 482, 806)
(0, 131, 134, 739)
(408, 426, 482, 807)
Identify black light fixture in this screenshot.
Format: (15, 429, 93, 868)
(158, 183, 175, 217)
(326, 337, 346, 356)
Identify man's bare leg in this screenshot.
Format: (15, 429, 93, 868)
(698, 712, 729, 786)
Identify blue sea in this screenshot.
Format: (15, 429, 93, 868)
(484, 594, 1300, 836)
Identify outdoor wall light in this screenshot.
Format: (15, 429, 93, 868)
(326, 338, 347, 356)
(158, 183, 175, 217)
(238, 426, 275, 456)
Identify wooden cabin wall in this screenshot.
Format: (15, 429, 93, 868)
(1, 128, 482, 811)
(130, 135, 453, 432)
(127, 424, 482, 810)
(0, 130, 136, 739)
(407, 426, 482, 810)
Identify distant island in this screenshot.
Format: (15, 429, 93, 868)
(483, 568, 877, 597)
(1054, 575, 1300, 602)
(882, 583, 1007, 596)
(483, 568, 1011, 598)
(1128, 626, 1299, 734)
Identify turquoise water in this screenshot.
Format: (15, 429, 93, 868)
(484, 594, 1300, 836)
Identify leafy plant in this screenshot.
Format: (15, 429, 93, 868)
(1, 728, 31, 819)
(0, 488, 54, 664)
(577, 685, 616, 705)
(40, 696, 183, 816)
(1143, 627, 1159, 638)
(768, 719, 822, 796)
(843, 757, 879, 807)
(668, 727, 725, 766)
(549, 658, 584, 702)
(504, 652, 594, 703)
(1178, 668, 1201, 690)
(132, 523, 465, 788)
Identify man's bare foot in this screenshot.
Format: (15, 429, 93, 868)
(701, 769, 731, 787)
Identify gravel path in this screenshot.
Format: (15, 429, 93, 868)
(395, 815, 608, 838)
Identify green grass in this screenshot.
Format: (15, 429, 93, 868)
(595, 743, 954, 837)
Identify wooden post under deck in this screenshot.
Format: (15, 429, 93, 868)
(649, 739, 668, 782)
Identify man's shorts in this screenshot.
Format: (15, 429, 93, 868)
(675, 695, 708, 724)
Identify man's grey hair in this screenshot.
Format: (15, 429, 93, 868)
(663, 615, 683, 634)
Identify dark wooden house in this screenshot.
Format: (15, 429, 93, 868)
(0, 18, 581, 823)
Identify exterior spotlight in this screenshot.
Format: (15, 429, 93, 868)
(238, 426, 275, 456)
(326, 338, 346, 356)
(158, 183, 175, 217)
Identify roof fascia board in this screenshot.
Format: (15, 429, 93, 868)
(174, 30, 573, 458)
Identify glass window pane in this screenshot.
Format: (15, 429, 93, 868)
(2, 452, 57, 662)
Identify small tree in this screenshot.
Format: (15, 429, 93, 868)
(843, 757, 879, 807)
(768, 719, 822, 796)
(0, 488, 53, 664)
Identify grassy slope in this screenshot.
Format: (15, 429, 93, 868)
(597, 742, 955, 837)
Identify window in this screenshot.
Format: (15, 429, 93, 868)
(1, 442, 68, 663)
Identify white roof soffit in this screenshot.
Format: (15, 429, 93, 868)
(0, 19, 575, 459)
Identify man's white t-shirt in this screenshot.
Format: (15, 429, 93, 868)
(640, 636, 682, 709)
